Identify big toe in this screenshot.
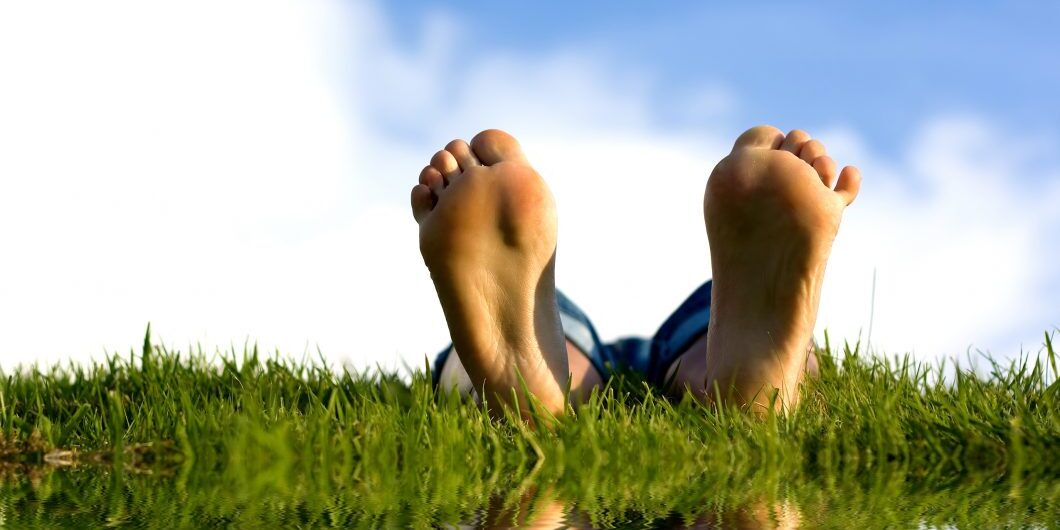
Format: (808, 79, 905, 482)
(732, 125, 785, 150)
(470, 129, 528, 165)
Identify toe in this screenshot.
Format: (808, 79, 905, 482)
(445, 139, 481, 170)
(411, 184, 433, 223)
(419, 165, 445, 196)
(812, 155, 838, 188)
(733, 125, 785, 150)
(780, 129, 811, 155)
(431, 149, 461, 182)
(834, 165, 862, 206)
(799, 139, 827, 165)
(470, 129, 527, 165)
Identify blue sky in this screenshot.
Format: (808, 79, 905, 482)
(0, 0, 1057, 372)
(380, 1, 1060, 158)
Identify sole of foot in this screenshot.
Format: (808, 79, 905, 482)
(411, 129, 568, 418)
(702, 126, 861, 413)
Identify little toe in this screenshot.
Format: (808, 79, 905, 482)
(799, 139, 827, 165)
(430, 149, 461, 182)
(812, 155, 838, 189)
(834, 165, 862, 206)
(470, 129, 528, 165)
(780, 129, 811, 155)
(411, 184, 434, 223)
(445, 139, 481, 170)
(732, 125, 785, 150)
(419, 165, 445, 196)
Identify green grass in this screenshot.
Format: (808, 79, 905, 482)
(1, 329, 1058, 528)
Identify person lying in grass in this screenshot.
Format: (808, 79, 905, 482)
(412, 126, 861, 417)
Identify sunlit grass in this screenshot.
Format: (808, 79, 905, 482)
(0, 329, 1057, 528)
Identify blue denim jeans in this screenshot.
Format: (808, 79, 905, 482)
(432, 280, 712, 389)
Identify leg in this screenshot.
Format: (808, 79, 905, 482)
(412, 129, 588, 417)
(437, 339, 603, 406)
(670, 126, 860, 413)
(667, 334, 819, 401)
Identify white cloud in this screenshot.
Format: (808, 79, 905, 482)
(0, 0, 359, 367)
(0, 0, 1056, 373)
(817, 118, 1060, 362)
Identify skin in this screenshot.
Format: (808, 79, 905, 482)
(436, 340, 603, 408)
(690, 126, 859, 413)
(412, 130, 579, 417)
(415, 126, 859, 417)
(666, 334, 820, 403)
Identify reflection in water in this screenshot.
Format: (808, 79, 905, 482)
(0, 461, 1056, 528)
(468, 489, 802, 530)
(696, 500, 802, 530)
(471, 487, 581, 529)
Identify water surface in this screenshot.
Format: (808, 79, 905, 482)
(1, 460, 1055, 529)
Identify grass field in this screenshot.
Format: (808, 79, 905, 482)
(1, 330, 1058, 528)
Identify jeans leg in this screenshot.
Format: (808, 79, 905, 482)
(645, 281, 713, 388)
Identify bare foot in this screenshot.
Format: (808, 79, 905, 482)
(703, 126, 860, 413)
(412, 129, 568, 417)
